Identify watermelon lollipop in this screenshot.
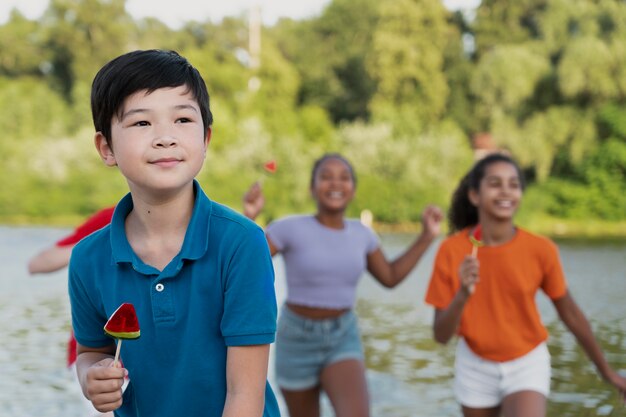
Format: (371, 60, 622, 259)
(468, 225, 484, 294)
(257, 160, 277, 186)
(263, 160, 277, 174)
(469, 225, 484, 257)
(104, 303, 140, 366)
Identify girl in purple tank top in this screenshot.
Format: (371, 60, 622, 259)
(243, 153, 443, 417)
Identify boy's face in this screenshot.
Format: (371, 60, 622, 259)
(95, 86, 210, 197)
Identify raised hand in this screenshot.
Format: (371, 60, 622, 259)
(421, 204, 444, 238)
(242, 182, 265, 220)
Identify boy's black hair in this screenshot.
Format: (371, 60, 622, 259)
(91, 49, 213, 145)
(448, 153, 525, 233)
(310, 153, 357, 189)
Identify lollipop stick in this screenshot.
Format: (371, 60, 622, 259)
(469, 245, 478, 293)
(113, 339, 122, 367)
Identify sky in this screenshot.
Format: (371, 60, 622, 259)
(0, 0, 480, 28)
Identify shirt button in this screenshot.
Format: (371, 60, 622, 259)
(155, 283, 165, 292)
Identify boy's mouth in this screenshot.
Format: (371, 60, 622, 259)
(150, 157, 181, 167)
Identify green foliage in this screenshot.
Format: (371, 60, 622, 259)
(270, 0, 380, 123)
(598, 103, 626, 139)
(0, 77, 72, 139)
(0, 11, 47, 77)
(368, 0, 451, 126)
(473, 0, 547, 55)
(336, 120, 474, 222)
(470, 45, 551, 118)
(531, 139, 626, 220)
(493, 106, 597, 181)
(558, 37, 616, 101)
(1, 0, 626, 230)
(43, 0, 132, 100)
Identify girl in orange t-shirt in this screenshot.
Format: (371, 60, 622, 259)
(425, 153, 626, 417)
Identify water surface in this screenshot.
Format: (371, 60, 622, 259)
(1, 227, 625, 416)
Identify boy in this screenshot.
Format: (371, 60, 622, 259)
(68, 49, 280, 416)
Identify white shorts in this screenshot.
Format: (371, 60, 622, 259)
(453, 338, 551, 408)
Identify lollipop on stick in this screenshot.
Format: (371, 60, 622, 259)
(104, 303, 140, 367)
(469, 225, 484, 257)
(263, 160, 277, 174)
(258, 160, 277, 185)
(468, 225, 484, 293)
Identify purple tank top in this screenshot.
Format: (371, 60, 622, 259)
(266, 215, 379, 309)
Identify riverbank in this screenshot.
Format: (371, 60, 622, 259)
(3, 214, 626, 241)
(372, 215, 626, 240)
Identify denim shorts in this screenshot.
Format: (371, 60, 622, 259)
(454, 338, 551, 408)
(274, 305, 364, 390)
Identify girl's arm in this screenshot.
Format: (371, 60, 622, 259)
(242, 182, 264, 221)
(367, 205, 442, 288)
(28, 245, 74, 274)
(432, 294, 469, 345)
(222, 344, 270, 417)
(75, 343, 126, 412)
(553, 292, 626, 397)
(432, 255, 479, 344)
(241, 182, 280, 257)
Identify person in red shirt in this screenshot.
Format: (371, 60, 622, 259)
(425, 153, 626, 417)
(28, 207, 114, 277)
(28, 206, 115, 417)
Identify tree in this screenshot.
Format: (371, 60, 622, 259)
(42, 0, 133, 101)
(367, 0, 452, 128)
(0, 10, 48, 77)
(270, 0, 380, 123)
(473, 0, 547, 55)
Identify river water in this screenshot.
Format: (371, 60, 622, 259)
(1, 226, 625, 416)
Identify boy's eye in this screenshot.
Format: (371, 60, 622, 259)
(133, 120, 150, 127)
(177, 117, 191, 123)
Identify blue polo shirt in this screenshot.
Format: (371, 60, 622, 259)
(68, 181, 279, 417)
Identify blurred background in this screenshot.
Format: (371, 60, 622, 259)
(0, 0, 625, 237)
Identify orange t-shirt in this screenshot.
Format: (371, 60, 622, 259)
(425, 227, 568, 362)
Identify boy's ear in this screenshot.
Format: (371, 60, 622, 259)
(202, 127, 212, 158)
(94, 132, 117, 167)
(205, 127, 212, 147)
(468, 188, 479, 207)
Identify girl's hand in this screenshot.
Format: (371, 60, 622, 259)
(606, 369, 626, 402)
(421, 205, 443, 238)
(83, 358, 126, 412)
(458, 255, 479, 296)
(242, 182, 265, 220)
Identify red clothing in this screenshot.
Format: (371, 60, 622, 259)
(59, 207, 115, 367)
(425, 227, 568, 362)
(56, 207, 115, 247)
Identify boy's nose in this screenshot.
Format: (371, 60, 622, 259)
(153, 133, 178, 147)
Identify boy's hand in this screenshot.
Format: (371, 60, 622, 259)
(242, 182, 265, 220)
(84, 358, 126, 412)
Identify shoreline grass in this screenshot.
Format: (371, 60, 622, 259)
(371, 217, 626, 241)
(3, 215, 626, 241)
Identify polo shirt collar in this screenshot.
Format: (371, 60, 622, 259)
(110, 180, 211, 266)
